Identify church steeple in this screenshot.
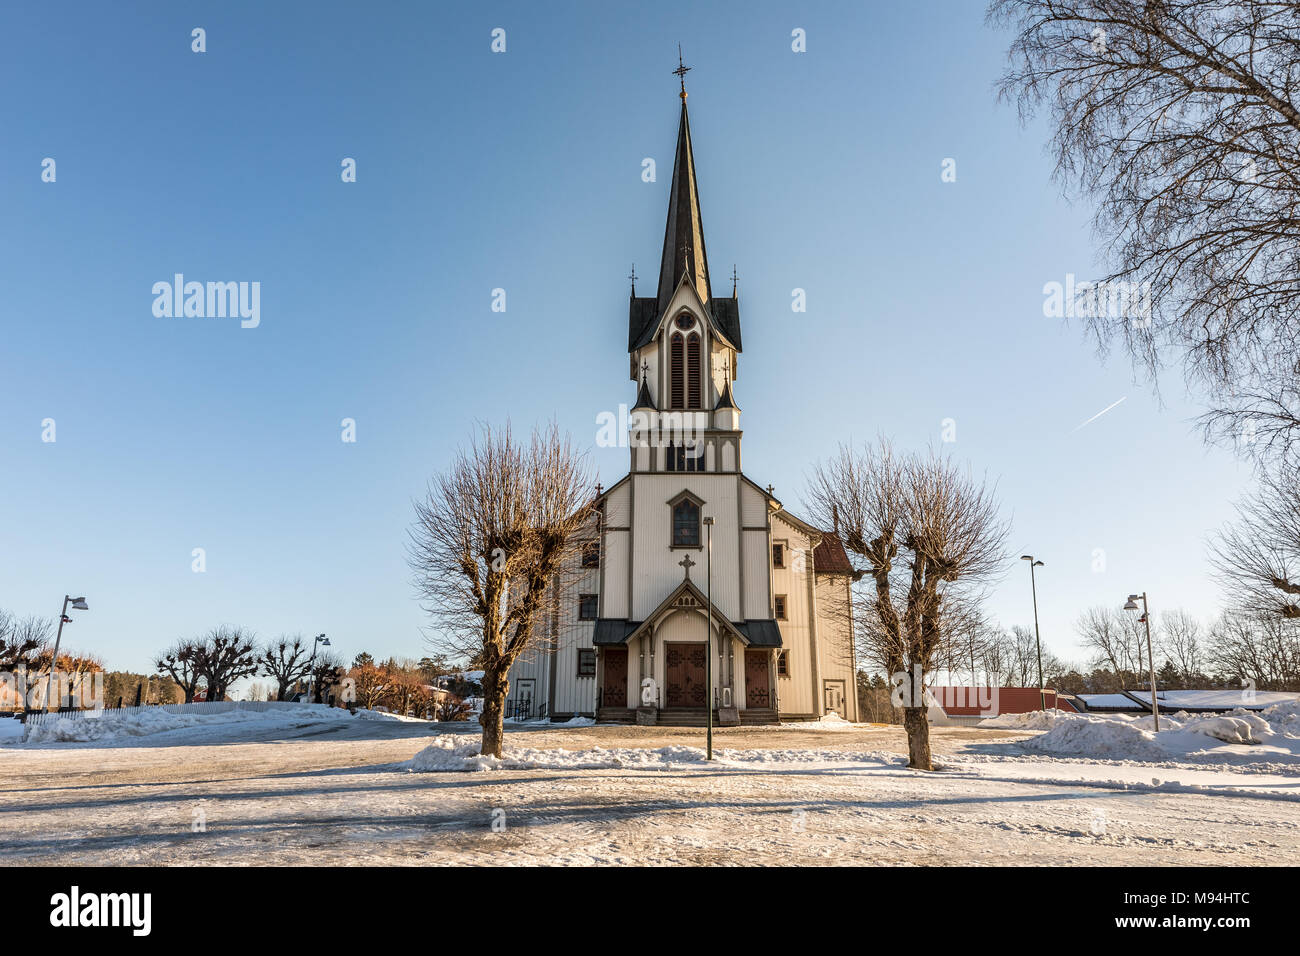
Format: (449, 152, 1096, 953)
(657, 54, 711, 316)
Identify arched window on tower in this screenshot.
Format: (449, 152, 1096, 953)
(670, 332, 685, 409)
(687, 332, 701, 409)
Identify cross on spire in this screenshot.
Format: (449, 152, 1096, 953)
(678, 554, 696, 579)
(641, 359, 650, 384)
(731, 264, 738, 295)
(673, 44, 691, 101)
(628, 263, 637, 295)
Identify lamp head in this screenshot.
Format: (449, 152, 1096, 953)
(70, 598, 89, 610)
(1123, 596, 1140, 612)
(702, 516, 714, 526)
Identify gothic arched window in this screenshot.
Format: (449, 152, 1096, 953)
(687, 332, 701, 409)
(672, 497, 701, 547)
(670, 332, 685, 408)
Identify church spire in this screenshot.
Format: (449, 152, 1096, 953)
(657, 51, 711, 316)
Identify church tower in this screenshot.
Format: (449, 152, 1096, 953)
(627, 64, 743, 476)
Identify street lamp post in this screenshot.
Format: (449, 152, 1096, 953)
(307, 633, 330, 703)
(1124, 592, 1160, 731)
(42, 595, 88, 712)
(1020, 556, 1046, 711)
(703, 516, 714, 761)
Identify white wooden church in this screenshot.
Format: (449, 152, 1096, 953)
(508, 73, 859, 725)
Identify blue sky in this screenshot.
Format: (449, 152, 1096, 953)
(0, 1, 1250, 677)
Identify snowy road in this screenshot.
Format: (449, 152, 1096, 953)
(2, 717, 1297, 865)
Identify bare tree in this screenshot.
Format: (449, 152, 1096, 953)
(1206, 610, 1300, 690)
(408, 423, 596, 757)
(260, 634, 313, 701)
(1210, 460, 1300, 619)
(1076, 605, 1151, 689)
(991, 0, 1300, 462)
(807, 441, 1010, 770)
(1159, 608, 1206, 683)
(155, 640, 203, 703)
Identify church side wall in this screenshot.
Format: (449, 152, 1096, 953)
(771, 520, 816, 717)
(601, 482, 631, 620)
(815, 574, 858, 721)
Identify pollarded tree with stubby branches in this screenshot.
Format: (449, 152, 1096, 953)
(155, 640, 204, 703)
(408, 423, 595, 758)
(807, 441, 1010, 770)
(261, 634, 313, 701)
(990, 0, 1300, 463)
(0, 611, 52, 672)
(192, 627, 259, 702)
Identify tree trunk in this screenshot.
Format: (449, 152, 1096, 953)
(902, 706, 933, 771)
(479, 667, 508, 758)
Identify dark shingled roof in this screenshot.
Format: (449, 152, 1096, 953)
(628, 294, 742, 353)
(813, 532, 854, 575)
(593, 619, 640, 646)
(628, 296, 659, 351)
(735, 619, 783, 648)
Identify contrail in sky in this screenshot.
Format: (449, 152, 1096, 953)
(1073, 396, 1127, 432)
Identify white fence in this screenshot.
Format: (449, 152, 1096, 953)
(18, 700, 337, 729)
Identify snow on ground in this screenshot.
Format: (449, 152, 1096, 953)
(405, 735, 898, 772)
(780, 711, 857, 731)
(19, 704, 353, 744)
(354, 709, 432, 723)
(0, 718, 23, 742)
(3, 716, 1299, 865)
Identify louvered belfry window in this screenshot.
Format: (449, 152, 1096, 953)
(670, 332, 685, 408)
(687, 332, 701, 409)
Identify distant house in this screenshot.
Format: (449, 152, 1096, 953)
(1077, 689, 1299, 714)
(928, 686, 1080, 724)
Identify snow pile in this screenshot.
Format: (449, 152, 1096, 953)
(1022, 714, 1167, 760)
(982, 710, 1069, 731)
(405, 736, 900, 773)
(1263, 698, 1300, 734)
(1017, 707, 1296, 761)
(1180, 714, 1266, 745)
(24, 704, 351, 744)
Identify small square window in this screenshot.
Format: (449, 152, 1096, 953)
(581, 541, 600, 568)
(772, 543, 785, 568)
(577, 648, 596, 677)
(777, 651, 790, 677)
(578, 594, 598, 620)
(774, 595, 787, 620)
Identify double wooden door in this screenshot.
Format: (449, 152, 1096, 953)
(665, 643, 707, 707)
